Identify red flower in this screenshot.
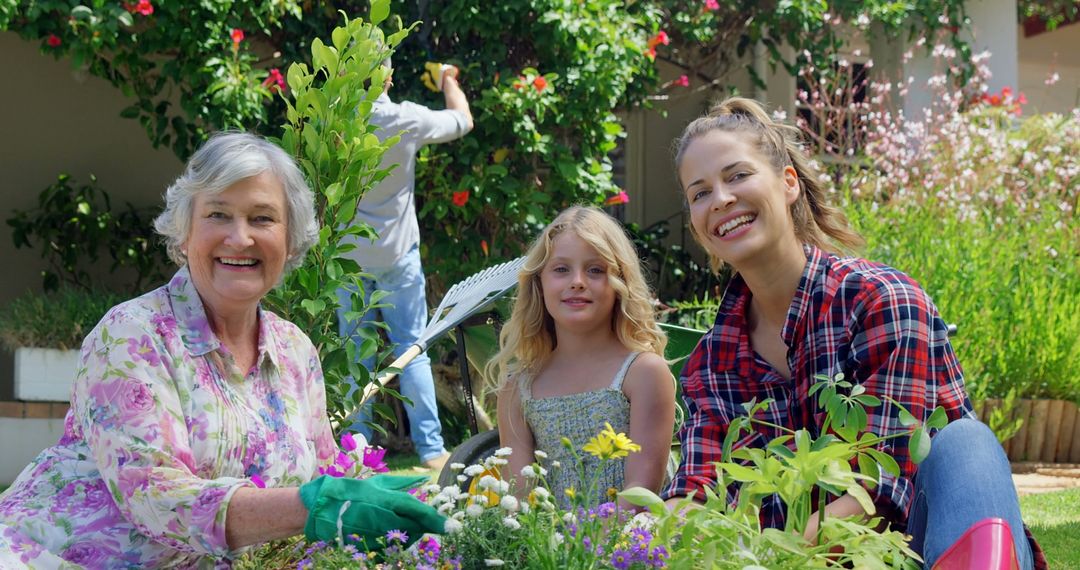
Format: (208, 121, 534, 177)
(674, 75, 689, 87)
(604, 190, 630, 206)
(646, 47, 657, 60)
(262, 68, 285, 93)
(512, 75, 526, 90)
(533, 76, 548, 92)
(46, 34, 62, 48)
(125, 0, 154, 16)
(230, 28, 244, 48)
(452, 190, 470, 207)
(648, 31, 670, 49)
(480, 239, 489, 257)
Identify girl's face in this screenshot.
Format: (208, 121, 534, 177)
(679, 129, 801, 269)
(539, 232, 618, 334)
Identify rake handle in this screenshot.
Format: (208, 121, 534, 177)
(355, 344, 424, 409)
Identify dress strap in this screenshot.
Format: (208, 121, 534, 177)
(516, 372, 532, 403)
(609, 352, 642, 390)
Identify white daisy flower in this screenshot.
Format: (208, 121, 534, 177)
(533, 450, 548, 459)
(464, 465, 485, 477)
(450, 462, 466, 471)
(444, 518, 464, 533)
(500, 495, 519, 512)
(502, 516, 521, 530)
(494, 447, 513, 457)
(466, 504, 485, 518)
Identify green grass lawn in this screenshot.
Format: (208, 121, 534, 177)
(1020, 487, 1080, 569)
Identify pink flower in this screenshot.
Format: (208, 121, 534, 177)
(334, 451, 356, 473)
(363, 447, 388, 472)
(340, 432, 358, 452)
(604, 190, 630, 206)
(648, 31, 670, 49)
(704, 0, 720, 10)
(674, 74, 689, 87)
(46, 34, 62, 48)
(318, 464, 344, 477)
(125, 0, 154, 16)
(262, 68, 285, 93)
(250, 474, 266, 488)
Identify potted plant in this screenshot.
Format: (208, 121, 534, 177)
(0, 287, 126, 401)
(3, 173, 167, 401)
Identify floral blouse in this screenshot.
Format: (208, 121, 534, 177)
(0, 268, 338, 569)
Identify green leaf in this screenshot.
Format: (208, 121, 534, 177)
(369, 0, 390, 25)
(117, 11, 133, 27)
(618, 487, 665, 510)
(910, 427, 932, 464)
(898, 407, 918, 427)
(720, 463, 762, 482)
(926, 406, 948, 430)
(300, 298, 325, 316)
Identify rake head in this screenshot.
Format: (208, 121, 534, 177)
(416, 256, 526, 350)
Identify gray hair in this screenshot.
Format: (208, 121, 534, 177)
(153, 131, 319, 272)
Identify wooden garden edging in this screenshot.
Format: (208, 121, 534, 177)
(976, 399, 1080, 463)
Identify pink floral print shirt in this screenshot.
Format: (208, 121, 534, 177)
(0, 268, 338, 568)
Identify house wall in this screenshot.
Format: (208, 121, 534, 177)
(0, 32, 182, 395)
(0, 32, 183, 309)
(1018, 20, 1080, 113)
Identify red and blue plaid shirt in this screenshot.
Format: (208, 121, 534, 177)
(664, 245, 975, 526)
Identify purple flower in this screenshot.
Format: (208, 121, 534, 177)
(62, 542, 106, 566)
(417, 535, 440, 563)
(341, 432, 358, 451)
(611, 549, 632, 570)
(127, 335, 162, 366)
(121, 381, 155, 415)
(363, 446, 388, 472)
(596, 502, 616, 519)
(386, 529, 409, 544)
(250, 474, 266, 488)
(334, 451, 356, 473)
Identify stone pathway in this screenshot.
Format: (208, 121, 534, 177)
(1011, 462, 1080, 496)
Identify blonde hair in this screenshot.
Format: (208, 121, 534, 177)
(673, 96, 864, 272)
(487, 206, 667, 387)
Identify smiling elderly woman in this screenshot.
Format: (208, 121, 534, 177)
(0, 132, 444, 568)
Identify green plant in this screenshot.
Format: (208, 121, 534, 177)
(625, 218, 721, 305)
(623, 375, 944, 569)
(0, 286, 127, 350)
(261, 4, 409, 428)
(385, 0, 662, 293)
(6, 173, 167, 294)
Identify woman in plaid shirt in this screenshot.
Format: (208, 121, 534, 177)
(663, 96, 1042, 569)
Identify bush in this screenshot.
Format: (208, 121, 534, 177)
(6, 173, 168, 295)
(846, 106, 1080, 402)
(0, 287, 127, 351)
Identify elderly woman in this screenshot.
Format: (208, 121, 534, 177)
(0, 132, 444, 568)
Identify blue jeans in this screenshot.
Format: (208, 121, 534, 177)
(906, 418, 1034, 570)
(336, 244, 446, 462)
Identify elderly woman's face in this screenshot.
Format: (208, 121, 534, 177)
(184, 172, 289, 317)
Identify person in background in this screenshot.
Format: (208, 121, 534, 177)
(337, 58, 473, 472)
(664, 96, 1044, 569)
(0, 132, 443, 568)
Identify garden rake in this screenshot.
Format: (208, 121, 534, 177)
(344, 255, 527, 420)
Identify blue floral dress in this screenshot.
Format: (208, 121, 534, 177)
(521, 352, 640, 507)
(0, 268, 338, 568)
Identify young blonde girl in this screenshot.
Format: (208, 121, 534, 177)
(490, 205, 675, 504)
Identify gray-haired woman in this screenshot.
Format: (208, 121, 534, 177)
(0, 132, 444, 568)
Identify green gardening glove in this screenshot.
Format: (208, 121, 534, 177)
(299, 474, 445, 549)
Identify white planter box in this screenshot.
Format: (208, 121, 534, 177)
(13, 347, 80, 402)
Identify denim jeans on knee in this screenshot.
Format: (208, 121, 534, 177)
(906, 418, 1033, 570)
(336, 244, 446, 462)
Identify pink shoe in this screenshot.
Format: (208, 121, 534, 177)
(932, 518, 1019, 570)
